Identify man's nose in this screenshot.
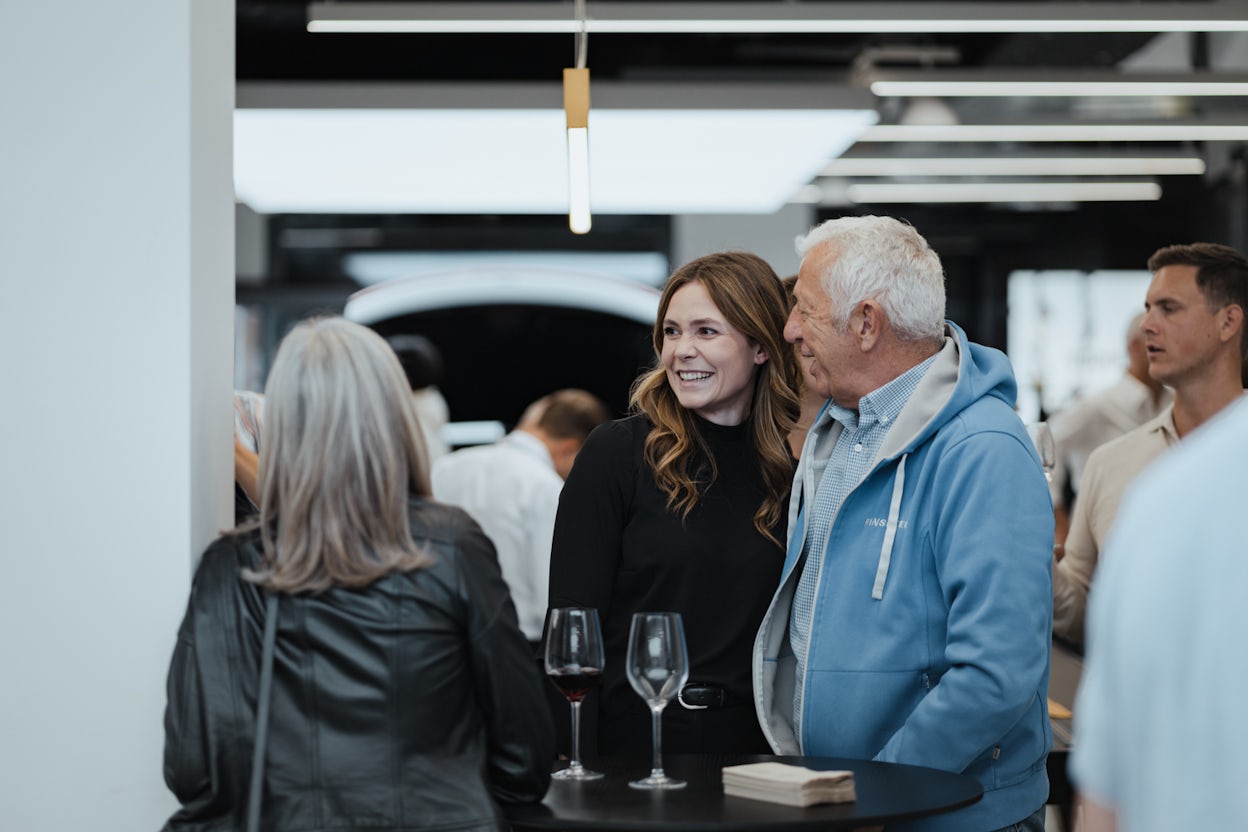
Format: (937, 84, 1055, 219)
(783, 310, 802, 345)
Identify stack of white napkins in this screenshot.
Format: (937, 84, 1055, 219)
(722, 762, 857, 807)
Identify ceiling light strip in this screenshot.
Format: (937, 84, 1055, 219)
(307, 2, 1248, 34)
(859, 124, 1248, 142)
(869, 79, 1248, 97)
(234, 108, 877, 214)
(822, 157, 1207, 176)
(307, 2, 579, 33)
(846, 182, 1164, 203)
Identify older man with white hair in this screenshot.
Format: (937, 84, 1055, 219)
(753, 215, 1053, 832)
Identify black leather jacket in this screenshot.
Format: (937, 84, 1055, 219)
(162, 498, 554, 831)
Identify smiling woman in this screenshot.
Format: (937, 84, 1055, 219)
(661, 280, 769, 426)
(548, 251, 801, 759)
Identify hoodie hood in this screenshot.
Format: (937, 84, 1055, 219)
(788, 320, 1021, 540)
(855, 321, 1021, 602)
(875, 320, 1018, 464)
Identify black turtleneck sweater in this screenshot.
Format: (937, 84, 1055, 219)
(549, 414, 789, 755)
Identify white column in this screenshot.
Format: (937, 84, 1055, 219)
(0, 2, 234, 830)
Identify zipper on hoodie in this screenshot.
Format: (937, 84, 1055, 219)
(796, 453, 903, 743)
(795, 439, 908, 745)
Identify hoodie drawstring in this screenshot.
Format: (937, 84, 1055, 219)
(871, 454, 907, 600)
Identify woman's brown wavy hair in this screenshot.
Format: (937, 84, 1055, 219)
(629, 251, 801, 545)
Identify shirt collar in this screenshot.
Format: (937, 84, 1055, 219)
(826, 353, 939, 432)
(501, 430, 556, 470)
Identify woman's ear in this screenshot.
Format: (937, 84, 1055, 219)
(752, 340, 769, 365)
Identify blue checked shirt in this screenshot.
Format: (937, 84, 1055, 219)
(789, 353, 938, 742)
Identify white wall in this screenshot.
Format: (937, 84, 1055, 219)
(673, 203, 815, 278)
(0, 3, 234, 829)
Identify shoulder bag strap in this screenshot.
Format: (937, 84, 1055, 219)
(246, 592, 280, 832)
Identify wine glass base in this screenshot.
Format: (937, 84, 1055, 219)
(628, 774, 687, 790)
(553, 766, 605, 781)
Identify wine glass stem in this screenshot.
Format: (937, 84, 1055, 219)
(649, 706, 664, 777)
(569, 699, 584, 771)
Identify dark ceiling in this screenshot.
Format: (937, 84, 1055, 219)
(235, 1, 1248, 318)
(238, 0, 1169, 81)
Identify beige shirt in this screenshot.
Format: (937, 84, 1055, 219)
(1048, 373, 1172, 508)
(1052, 407, 1179, 644)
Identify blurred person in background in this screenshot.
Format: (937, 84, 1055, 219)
(1052, 242, 1247, 646)
(1072, 395, 1248, 832)
(162, 317, 552, 832)
(387, 333, 452, 462)
(1046, 311, 1171, 545)
(433, 388, 611, 649)
(549, 251, 800, 755)
(233, 390, 265, 522)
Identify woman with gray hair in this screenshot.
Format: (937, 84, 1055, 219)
(161, 317, 552, 832)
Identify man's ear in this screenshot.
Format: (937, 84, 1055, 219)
(1219, 303, 1244, 347)
(857, 300, 883, 351)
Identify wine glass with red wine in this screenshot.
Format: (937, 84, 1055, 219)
(544, 606, 605, 781)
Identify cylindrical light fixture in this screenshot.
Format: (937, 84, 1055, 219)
(564, 67, 592, 234)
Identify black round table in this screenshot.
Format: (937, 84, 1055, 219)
(505, 753, 983, 831)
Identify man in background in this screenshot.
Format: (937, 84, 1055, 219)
(1047, 311, 1171, 543)
(433, 389, 611, 647)
(1072, 395, 1248, 832)
(1052, 242, 1247, 646)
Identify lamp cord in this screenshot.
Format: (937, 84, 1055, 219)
(574, 0, 588, 69)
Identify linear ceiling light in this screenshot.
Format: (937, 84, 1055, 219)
(846, 182, 1164, 203)
(307, 2, 1248, 34)
(859, 123, 1248, 142)
(821, 156, 1207, 177)
(234, 82, 877, 215)
(234, 108, 877, 215)
(869, 73, 1248, 97)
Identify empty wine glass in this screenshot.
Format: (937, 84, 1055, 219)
(545, 607, 605, 781)
(625, 611, 690, 790)
(1027, 421, 1056, 482)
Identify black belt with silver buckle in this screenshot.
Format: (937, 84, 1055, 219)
(677, 683, 729, 710)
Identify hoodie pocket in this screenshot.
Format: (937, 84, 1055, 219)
(964, 693, 1049, 789)
(800, 669, 926, 758)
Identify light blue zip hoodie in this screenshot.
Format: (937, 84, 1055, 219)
(753, 322, 1054, 832)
